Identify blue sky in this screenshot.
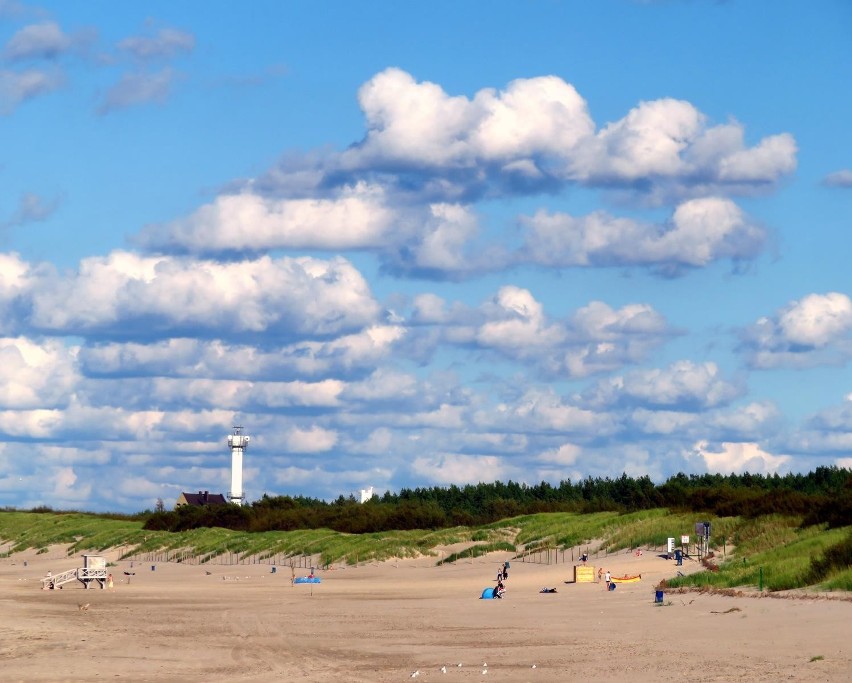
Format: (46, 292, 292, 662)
(1, 0, 851, 513)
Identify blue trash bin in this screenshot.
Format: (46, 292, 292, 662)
(655, 590, 664, 603)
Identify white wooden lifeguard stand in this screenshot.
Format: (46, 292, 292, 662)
(41, 554, 109, 590)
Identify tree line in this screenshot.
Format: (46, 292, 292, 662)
(142, 466, 852, 534)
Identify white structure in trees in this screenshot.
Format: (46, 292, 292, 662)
(359, 486, 374, 503)
(227, 426, 250, 505)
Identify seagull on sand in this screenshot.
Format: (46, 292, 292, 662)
(77, 603, 89, 612)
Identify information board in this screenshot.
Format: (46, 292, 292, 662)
(574, 565, 596, 583)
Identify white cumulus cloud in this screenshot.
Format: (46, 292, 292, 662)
(6, 250, 381, 340)
(136, 183, 399, 255)
(117, 27, 195, 61)
(0, 67, 63, 113)
(219, 68, 797, 226)
(0, 337, 80, 409)
(284, 426, 338, 453)
(4, 21, 72, 61)
(78, 325, 404, 381)
(411, 453, 510, 485)
(742, 292, 852, 368)
(689, 440, 790, 474)
(822, 169, 852, 188)
(519, 197, 766, 272)
(585, 360, 742, 410)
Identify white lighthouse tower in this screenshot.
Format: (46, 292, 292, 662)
(227, 426, 250, 506)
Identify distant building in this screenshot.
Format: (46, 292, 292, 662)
(175, 490, 228, 509)
(359, 486, 375, 503)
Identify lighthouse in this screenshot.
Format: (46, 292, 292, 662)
(227, 426, 250, 505)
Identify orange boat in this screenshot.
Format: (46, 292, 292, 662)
(610, 574, 642, 583)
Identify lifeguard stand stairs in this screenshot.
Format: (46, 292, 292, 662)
(41, 554, 108, 590)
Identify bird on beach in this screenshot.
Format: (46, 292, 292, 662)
(77, 603, 89, 612)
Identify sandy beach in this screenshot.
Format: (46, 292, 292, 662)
(1, 546, 849, 682)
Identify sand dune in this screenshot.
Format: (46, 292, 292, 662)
(1, 547, 849, 682)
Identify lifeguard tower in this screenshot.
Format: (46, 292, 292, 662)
(41, 554, 109, 590)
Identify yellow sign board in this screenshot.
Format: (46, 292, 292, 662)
(574, 565, 596, 583)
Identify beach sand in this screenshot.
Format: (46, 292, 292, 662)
(1, 546, 849, 682)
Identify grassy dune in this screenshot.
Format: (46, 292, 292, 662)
(1, 509, 848, 591)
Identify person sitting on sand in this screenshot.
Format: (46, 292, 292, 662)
(494, 580, 505, 598)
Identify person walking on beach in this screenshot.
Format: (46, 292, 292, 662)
(604, 570, 611, 590)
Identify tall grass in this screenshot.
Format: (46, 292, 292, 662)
(2, 509, 849, 591)
(666, 525, 851, 591)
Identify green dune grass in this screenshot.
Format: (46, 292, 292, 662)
(1, 508, 848, 591)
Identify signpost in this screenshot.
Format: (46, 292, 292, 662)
(694, 521, 711, 557)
